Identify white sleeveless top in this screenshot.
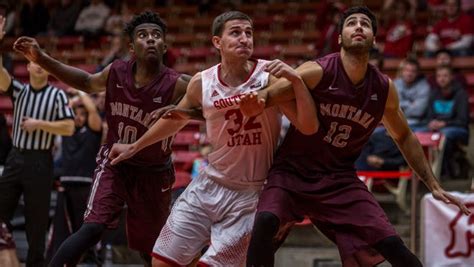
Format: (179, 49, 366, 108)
(201, 59, 282, 190)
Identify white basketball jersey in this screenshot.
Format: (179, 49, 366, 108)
(201, 59, 281, 189)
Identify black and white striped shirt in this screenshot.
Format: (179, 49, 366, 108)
(8, 79, 74, 150)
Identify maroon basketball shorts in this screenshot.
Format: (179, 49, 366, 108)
(257, 169, 398, 267)
(84, 147, 174, 254)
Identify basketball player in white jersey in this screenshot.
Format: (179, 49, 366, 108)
(108, 11, 318, 266)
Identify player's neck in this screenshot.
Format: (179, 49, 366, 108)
(134, 61, 163, 88)
(219, 58, 255, 87)
(340, 50, 369, 86)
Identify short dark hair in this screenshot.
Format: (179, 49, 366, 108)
(435, 48, 452, 57)
(338, 6, 377, 35)
(212, 11, 252, 37)
(436, 64, 453, 74)
(403, 57, 420, 70)
(124, 11, 167, 39)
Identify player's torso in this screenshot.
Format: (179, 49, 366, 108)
(105, 59, 180, 166)
(201, 59, 282, 188)
(275, 53, 389, 175)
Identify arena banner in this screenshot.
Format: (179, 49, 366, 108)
(422, 192, 474, 267)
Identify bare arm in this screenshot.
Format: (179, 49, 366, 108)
(240, 61, 323, 117)
(77, 91, 102, 132)
(109, 73, 203, 164)
(0, 16, 11, 92)
(253, 60, 319, 135)
(382, 80, 470, 215)
(13, 37, 109, 93)
(21, 118, 74, 136)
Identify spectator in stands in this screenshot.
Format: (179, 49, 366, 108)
(355, 130, 406, 171)
(383, 0, 417, 19)
(423, 65, 469, 178)
(383, 0, 415, 58)
(425, 0, 473, 57)
(19, 0, 50, 36)
(0, 114, 11, 167)
(74, 0, 110, 40)
(48, 0, 81, 36)
(104, 2, 132, 36)
(369, 48, 384, 70)
(47, 89, 102, 263)
(394, 58, 431, 128)
(97, 35, 130, 71)
(428, 48, 468, 89)
(316, 4, 344, 57)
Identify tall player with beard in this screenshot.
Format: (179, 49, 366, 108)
(241, 6, 470, 267)
(109, 11, 318, 267)
(13, 11, 193, 266)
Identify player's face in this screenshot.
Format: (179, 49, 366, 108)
(339, 13, 375, 54)
(213, 19, 253, 59)
(27, 61, 49, 80)
(74, 106, 87, 128)
(131, 23, 166, 62)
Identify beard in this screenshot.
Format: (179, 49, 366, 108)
(340, 35, 373, 55)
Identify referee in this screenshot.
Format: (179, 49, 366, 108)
(0, 16, 74, 267)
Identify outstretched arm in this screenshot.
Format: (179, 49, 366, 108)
(13, 37, 108, 94)
(240, 61, 322, 117)
(109, 73, 203, 165)
(382, 80, 470, 215)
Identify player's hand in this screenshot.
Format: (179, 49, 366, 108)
(265, 59, 300, 82)
(239, 91, 267, 117)
(109, 143, 137, 165)
(432, 188, 471, 215)
(20, 117, 40, 133)
(0, 16, 6, 42)
(13, 37, 42, 62)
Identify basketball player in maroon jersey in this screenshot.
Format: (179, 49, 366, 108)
(13, 11, 193, 266)
(241, 6, 470, 267)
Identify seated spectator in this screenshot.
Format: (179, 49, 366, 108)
(355, 130, 406, 171)
(316, 4, 344, 57)
(74, 0, 110, 40)
(104, 2, 132, 36)
(394, 58, 431, 128)
(369, 48, 384, 70)
(383, 0, 415, 58)
(48, 0, 81, 36)
(427, 48, 468, 89)
(422, 65, 469, 178)
(425, 0, 473, 57)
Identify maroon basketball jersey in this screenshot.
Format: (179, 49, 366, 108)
(105, 59, 180, 166)
(274, 53, 389, 176)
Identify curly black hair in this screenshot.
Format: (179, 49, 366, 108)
(124, 11, 168, 39)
